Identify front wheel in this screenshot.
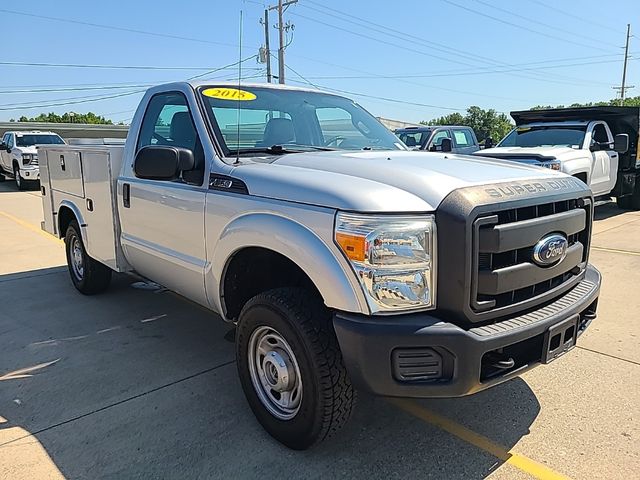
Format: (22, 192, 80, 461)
(65, 220, 112, 294)
(13, 165, 25, 190)
(236, 288, 356, 449)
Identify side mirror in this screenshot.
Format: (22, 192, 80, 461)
(484, 137, 494, 149)
(133, 146, 194, 180)
(614, 133, 629, 154)
(441, 138, 452, 153)
(589, 140, 600, 152)
(0, 142, 6, 151)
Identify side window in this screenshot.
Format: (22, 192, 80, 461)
(6, 134, 14, 149)
(137, 92, 204, 184)
(430, 130, 451, 148)
(592, 124, 610, 145)
(452, 129, 473, 147)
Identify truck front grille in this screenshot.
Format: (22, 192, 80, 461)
(471, 198, 591, 313)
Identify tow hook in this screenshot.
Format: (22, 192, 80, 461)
(484, 352, 515, 370)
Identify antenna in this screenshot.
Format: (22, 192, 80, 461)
(235, 9, 243, 165)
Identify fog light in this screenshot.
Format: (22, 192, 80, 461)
(392, 347, 450, 382)
(25, 171, 29, 177)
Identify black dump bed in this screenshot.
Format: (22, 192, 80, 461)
(511, 106, 639, 170)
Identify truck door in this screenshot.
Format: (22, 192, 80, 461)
(118, 91, 209, 306)
(427, 129, 452, 152)
(451, 128, 478, 154)
(588, 122, 618, 196)
(1, 133, 13, 170)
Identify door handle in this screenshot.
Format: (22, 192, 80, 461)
(123, 183, 130, 208)
(60, 155, 66, 171)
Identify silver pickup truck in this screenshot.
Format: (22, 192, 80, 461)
(39, 81, 601, 450)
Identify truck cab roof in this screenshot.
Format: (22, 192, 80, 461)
(516, 121, 591, 128)
(394, 125, 469, 133)
(7, 130, 58, 135)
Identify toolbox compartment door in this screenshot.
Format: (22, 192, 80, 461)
(82, 149, 120, 271)
(47, 148, 85, 198)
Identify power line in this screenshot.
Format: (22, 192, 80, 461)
(530, 0, 619, 31)
(0, 90, 145, 111)
(293, 57, 625, 80)
(290, 10, 479, 69)
(0, 8, 241, 49)
(472, 0, 619, 49)
(0, 60, 259, 71)
(284, 67, 468, 112)
(0, 56, 258, 111)
(439, 0, 612, 53)
(295, 2, 613, 87)
(0, 84, 155, 94)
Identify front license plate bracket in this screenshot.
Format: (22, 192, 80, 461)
(542, 315, 579, 364)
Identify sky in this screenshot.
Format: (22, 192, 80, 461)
(1, 0, 638, 124)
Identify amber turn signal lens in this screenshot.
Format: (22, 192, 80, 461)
(336, 232, 366, 262)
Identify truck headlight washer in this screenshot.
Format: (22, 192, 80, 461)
(335, 212, 436, 313)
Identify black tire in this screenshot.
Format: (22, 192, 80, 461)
(13, 164, 26, 191)
(617, 192, 640, 210)
(236, 287, 356, 450)
(64, 220, 112, 294)
(0, 168, 5, 182)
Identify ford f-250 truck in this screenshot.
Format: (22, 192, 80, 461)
(39, 81, 601, 450)
(478, 107, 640, 209)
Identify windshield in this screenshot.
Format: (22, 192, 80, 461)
(499, 126, 586, 149)
(396, 130, 430, 148)
(15, 134, 65, 147)
(199, 86, 404, 156)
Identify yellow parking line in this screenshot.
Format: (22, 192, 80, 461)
(0, 210, 63, 245)
(389, 398, 571, 480)
(591, 245, 640, 256)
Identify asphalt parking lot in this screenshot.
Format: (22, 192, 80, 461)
(0, 181, 638, 480)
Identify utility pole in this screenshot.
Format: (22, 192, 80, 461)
(263, 9, 272, 83)
(266, 0, 297, 84)
(614, 24, 634, 105)
(277, 0, 286, 84)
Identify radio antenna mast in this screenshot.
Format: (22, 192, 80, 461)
(235, 9, 243, 165)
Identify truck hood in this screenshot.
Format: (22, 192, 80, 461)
(478, 146, 586, 162)
(13, 146, 38, 155)
(232, 150, 566, 212)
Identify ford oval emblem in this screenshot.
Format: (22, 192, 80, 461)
(532, 234, 568, 267)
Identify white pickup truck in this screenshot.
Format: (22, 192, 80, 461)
(478, 107, 640, 209)
(39, 81, 601, 449)
(0, 130, 65, 189)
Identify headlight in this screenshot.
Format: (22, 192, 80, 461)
(542, 161, 561, 171)
(22, 153, 33, 165)
(335, 212, 436, 313)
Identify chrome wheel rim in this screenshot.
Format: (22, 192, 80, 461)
(70, 236, 84, 280)
(248, 326, 303, 420)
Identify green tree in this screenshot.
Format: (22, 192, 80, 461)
(17, 111, 113, 124)
(422, 107, 512, 143)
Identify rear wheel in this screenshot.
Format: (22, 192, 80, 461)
(64, 220, 112, 294)
(617, 178, 640, 210)
(236, 287, 356, 449)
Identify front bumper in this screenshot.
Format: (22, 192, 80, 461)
(18, 165, 39, 180)
(333, 264, 601, 398)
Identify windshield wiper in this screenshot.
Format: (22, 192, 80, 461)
(236, 144, 336, 155)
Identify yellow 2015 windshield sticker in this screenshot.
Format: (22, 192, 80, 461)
(202, 87, 256, 101)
